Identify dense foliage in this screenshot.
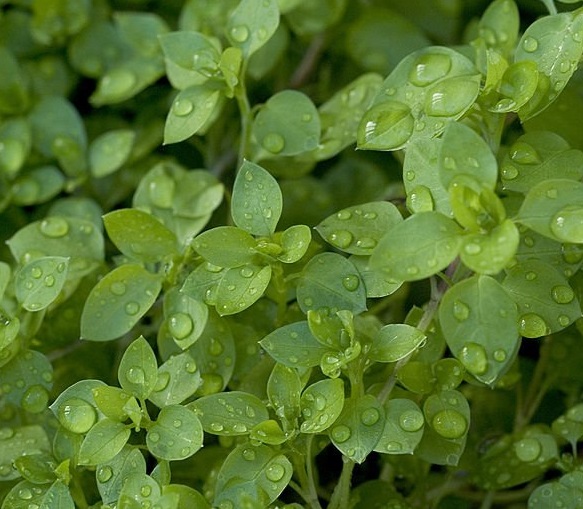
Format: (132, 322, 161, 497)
(1, 0, 583, 507)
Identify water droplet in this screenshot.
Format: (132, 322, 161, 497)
(514, 437, 541, 462)
(342, 275, 360, 292)
(399, 409, 424, 432)
(148, 175, 175, 209)
(432, 409, 468, 439)
(126, 366, 146, 384)
(30, 266, 43, 279)
(149, 431, 160, 442)
(110, 281, 126, 296)
(154, 372, 170, 392)
(409, 52, 452, 87)
(185, 361, 198, 374)
(523, 236, 535, 247)
(551, 206, 583, 243)
(361, 100, 414, 149)
(328, 230, 353, 249)
(406, 265, 420, 276)
(39, 217, 69, 238)
(453, 300, 470, 321)
(0, 428, 14, 440)
(558, 315, 570, 327)
(355, 237, 377, 249)
(266, 463, 285, 482)
(262, 132, 285, 154)
(361, 407, 380, 426)
(460, 342, 488, 375)
(210, 422, 224, 432)
(168, 312, 194, 340)
(424, 78, 478, 117)
(97, 465, 113, 483)
(242, 447, 256, 460)
(509, 141, 541, 165)
(18, 487, 32, 500)
(173, 99, 194, 118)
(125, 302, 140, 315)
(43, 275, 55, 287)
(519, 313, 549, 337)
(522, 36, 539, 53)
(240, 266, 254, 278)
(493, 349, 507, 362)
(233, 422, 248, 433)
(525, 271, 537, 281)
(331, 424, 351, 443)
(405, 170, 416, 181)
(230, 25, 250, 43)
(209, 338, 224, 356)
(551, 285, 575, 304)
(501, 165, 519, 180)
(58, 397, 97, 433)
(21, 385, 49, 414)
(464, 242, 482, 255)
(407, 185, 434, 213)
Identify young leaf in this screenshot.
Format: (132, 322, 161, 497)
(214, 444, 292, 508)
(253, 90, 320, 157)
(78, 419, 131, 466)
(267, 363, 302, 426)
(190, 391, 269, 435)
(146, 405, 203, 460)
(50, 380, 106, 434)
(192, 226, 257, 268)
(316, 201, 403, 255)
(439, 275, 520, 385)
(300, 378, 345, 433)
(15, 256, 69, 312)
(80, 264, 162, 341)
(329, 395, 384, 464)
(478, 0, 519, 56)
(370, 211, 462, 282)
(103, 208, 178, 262)
(92, 386, 138, 423)
(215, 264, 272, 316)
(89, 129, 135, 177)
(226, 0, 280, 58)
(148, 351, 201, 408)
(374, 398, 424, 455)
(118, 336, 158, 400)
(277, 224, 311, 263)
(368, 323, 426, 363)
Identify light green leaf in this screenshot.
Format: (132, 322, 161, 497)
(316, 202, 403, 255)
(95, 447, 147, 505)
(501, 132, 583, 194)
(300, 378, 345, 433)
(517, 179, 583, 243)
(374, 398, 424, 455)
(163, 485, 211, 509)
(253, 90, 320, 157)
(529, 481, 583, 509)
(329, 395, 384, 464)
(118, 336, 158, 400)
(50, 380, 105, 434)
(164, 85, 221, 144)
(488, 60, 539, 113)
(13, 452, 56, 484)
(190, 391, 269, 435)
(215, 264, 272, 316)
(502, 259, 581, 337)
(89, 129, 135, 177)
(78, 419, 131, 466)
(11, 166, 65, 207)
(439, 275, 519, 385)
(104, 208, 178, 263)
(250, 420, 287, 445)
(226, 0, 280, 58)
(369, 323, 426, 363)
(438, 122, 498, 190)
(232, 160, 282, 236)
(15, 256, 68, 312)
(267, 363, 302, 427)
(214, 444, 292, 508)
(277, 224, 311, 263)
(260, 321, 328, 368)
(81, 264, 162, 342)
(147, 405, 203, 460)
(478, 0, 519, 56)
(92, 386, 139, 423)
(148, 351, 201, 408)
(192, 226, 257, 268)
(297, 253, 367, 314)
(0, 426, 51, 481)
(370, 211, 462, 281)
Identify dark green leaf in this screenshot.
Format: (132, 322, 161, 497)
(300, 378, 345, 433)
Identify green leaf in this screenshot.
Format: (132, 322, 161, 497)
(0, 426, 51, 481)
(13, 452, 56, 484)
(104, 208, 178, 263)
(7, 216, 104, 279)
(277, 224, 311, 263)
(92, 386, 139, 423)
(516, 11, 583, 120)
(148, 351, 201, 408)
(374, 398, 424, 455)
(253, 90, 320, 157)
(191, 391, 269, 435)
(163, 485, 211, 509)
(78, 419, 131, 466)
(517, 179, 583, 243)
(300, 378, 345, 433)
(297, 253, 367, 314)
(369, 323, 426, 363)
(215, 264, 272, 316)
(117, 473, 161, 508)
(478, 0, 519, 56)
(89, 129, 135, 177)
(502, 259, 581, 337)
(260, 321, 328, 368)
(370, 212, 462, 282)
(0, 117, 31, 178)
(214, 444, 292, 508)
(192, 226, 256, 268)
(80, 264, 162, 341)
(439, 275, 519, 385)
(329, 395, 384, 464)
(95, 447, 147, 505)
(488, 60, 539, 113)
(552, 404, 583, 450)
(226, 0, 280, 58)
(350, 255, 403, 298)
(358, 46, 480, 151)
(438, 122, 498, 190)
(15, 256, 69, 312)
(316, 201, 403, 255)
(250, 420, 287, 445)
(50, 380, 105, 434)
(118, 336, 158, 400)
(2, 480, 74, 509)
(529, 481, 583, 509)
(267, 363, 302, 427)
(0, 47, 29, 114)
(11, 166, 66, 207)
(147, 405, 203, 460)
(163, 287, 208, 350)
(232, 160, 282, 236)
(164, 85, 221, 144)
(285, 0, 346, 35)
(501, 132, 583, 194)
(416, 390, 470, 466)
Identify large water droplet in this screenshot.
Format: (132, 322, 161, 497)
(501, 165, 519, 180)
(550, 206, 583, 243)
(424, 77, 478, 117)
(262, 132, 285, 154)
(242, 447, 256, 460)
(18, 487, 32, 500)
(125, 302, 140, 315)
(168, 312, 194, 340)
(509, 141, 541, 165)
(407, 185, 434, 213)
(361, 407, 380, 426)
(459, 342, 488, 375)
(265, 462, 285, 482)
(342, 275, 360, 292)
(110, 281, 127, 296)
(21, 385, 49, 414)
(399, 409, 424, 432)
(551, 285, 575, 304)
(126, 366, 146, 384)
(360, 101, 414, 149)
(173, 99, 194, 117)
(522, 36, 539, 53)
(154, 372, 170, 392)
(408, 53, 452, 87)
(230, 25, 250, 43)
(431, 409, 468, 439)
(328, 230, 353, 249)
(97, 465, 113, 483)
(39, 217, 69, 238)
(453, 300, 470, 321)
(514, 437, 541, 462)
(331, 424, 351, 443)
(148, 175, 175, 209)
(519, 313, 549, 337)
(58, 398, 97, 433)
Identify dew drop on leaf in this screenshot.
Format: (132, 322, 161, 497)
(399, 410, 424, 432)
(424, 78, 478, 117)
(154, 372, 170, 392)
(97, 465, 113, 483)
(509, 141, 541, 164)
(431, 409, 467, 439)
(550, 206, 583, 243)
(501, 165, 519, 180)
(30, 266, 43, 279)
(328, 230, 353, 249)
(519, 313, 549, 337)
(360, 407, 380, 426)
(18, 488, 32, 500)
(408, 53, 452, 87)
(110, 281, 127, 296)
(44, 275, 55, 287)
(262, 132, 285, 154)
(230, 25, 250, 43)
(459, 342, 488, 375)
(336, 210, 352, 220)
(514, 437, 542, 462)
(239, 266, 254, 278)
(242, 447, 256, 460)
(342, 275, 360, 292)
(408, 185, 434, 212)
(173, 99, 194, 117)
(493, 349, 507, 362)
(168, 312, 194, 340)
(125, 301, 140, 315)
(21, 385, 49, 413)
(331, 424, 351, 443)
(148, 176, 175, 209)
(453, 300, 470, 321)
(58, 397, 97, 433)
(39, 217, 69, 238)
(463, 243, 482, 255)
(265, 463, 285, 482)
(149, 431, 160, 442)
(126, 366, 146, 384)
(522, 36, 539, 53)
(551, 285, 575, 304)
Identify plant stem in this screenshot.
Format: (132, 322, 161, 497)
(289, 34, 327, 89)
(540, 0, 558, 15)
(327, 457, 356, 509)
